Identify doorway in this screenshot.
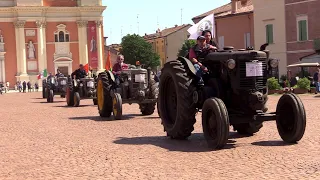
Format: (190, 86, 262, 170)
(58, 66, 69, 76)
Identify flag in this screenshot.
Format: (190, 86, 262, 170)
(188, 13, 215, 40)
(43, 69, 48, 77)
(84, 63, 89, 73)
(105, 50, 112, 71)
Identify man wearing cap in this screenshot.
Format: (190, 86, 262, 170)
(188, 35, 216, 83)
(71, 64, 87, 79)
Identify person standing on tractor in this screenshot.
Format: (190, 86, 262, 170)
(71, 64, 87, 79)
(202, 30, 219, 49)
(188, 35, 217, 84)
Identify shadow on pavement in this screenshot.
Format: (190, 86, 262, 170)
(53, 105, 92, 108)
(32, 101, 66, 104)
(69, 114, 140, 121)
(251, 140, 296, 147)
(32, 98, 46, 99)
(313, 95, 320, 98)
(113, 133, 236, 152)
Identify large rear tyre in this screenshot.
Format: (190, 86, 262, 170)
(66, 81, 74, 106)
(159, 59, 197, 139)
(47, 90, 54, 103)
(276, 93, 306, 143)
(73, 92, 80, 107)
(202, 98, 229, 149)
(93, 99, 98, 105)
(42, 87, 46, 98)
(97, 72, 113, 117)
(112, 93, 122, 120)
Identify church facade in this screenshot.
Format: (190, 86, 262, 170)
(0, 0, 106, 86)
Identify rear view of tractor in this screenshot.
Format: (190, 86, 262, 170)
(158, 45, 306, 149)
(96, 63, 158, 120)
(45, 76, 68, 103)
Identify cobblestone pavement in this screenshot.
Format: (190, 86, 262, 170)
(0, 92, 319, 180)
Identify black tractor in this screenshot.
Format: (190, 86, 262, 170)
(96, 63, 158, 120)
(45, 76, 68, 103)
(158, 45, 306, 149)
(65, 75, 97, 107)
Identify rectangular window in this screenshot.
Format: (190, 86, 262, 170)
(298, 20, 308, 41)
(244, 33, 251, 48)
(266, 24, 273, 44)
(218, 36, 224, 49)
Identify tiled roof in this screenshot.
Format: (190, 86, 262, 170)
(192, 0, 253, 21)
(144, 24, 191, 40)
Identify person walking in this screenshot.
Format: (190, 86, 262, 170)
(22, 81, 26, 93)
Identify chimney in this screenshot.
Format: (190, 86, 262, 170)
(104, 37, 108, 46)
(231, 0, 238, 14)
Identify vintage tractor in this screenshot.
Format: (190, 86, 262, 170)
(45, 76, 68, 103)
(158, 45, 306, 149)
(65, 75, 97, 107)
(96, 63, 158, 120)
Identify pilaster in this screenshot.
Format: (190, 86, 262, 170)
(0, 57, 5, 83)
(96, 20, 104, 73)
(14, 20, 27, 76)
(36, 20, 47, 73)
(77, 20, 88, 65)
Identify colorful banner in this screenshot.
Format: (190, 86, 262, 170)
(87, 21, 98, 69)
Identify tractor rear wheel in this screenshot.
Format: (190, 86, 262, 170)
(139, 78, 158, 115)
(66, 81, 74, 106)
(97, 72, 113, 117)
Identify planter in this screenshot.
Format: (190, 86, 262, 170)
(310, 88, 316, 94)
(268, 89, 277, 94)
(293, 88, 308, 94)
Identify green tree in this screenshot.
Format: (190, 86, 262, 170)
(177, 39, 196, 57)
(120, 34, 160, 68)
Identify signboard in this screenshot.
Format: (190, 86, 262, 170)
(246, 62, 263, 77)
(87, 21, 98, 69)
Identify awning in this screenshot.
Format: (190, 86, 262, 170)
(287, 62, 320, 67)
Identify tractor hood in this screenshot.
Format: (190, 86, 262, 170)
(204, 50, 268, 62)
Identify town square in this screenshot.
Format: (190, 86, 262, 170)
(1, 0, 320, 179)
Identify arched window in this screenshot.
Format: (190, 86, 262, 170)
(54, 24, 70, 42)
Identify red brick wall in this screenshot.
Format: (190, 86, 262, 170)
(43, 0, 77, 7)
(285, 0, 320, 74)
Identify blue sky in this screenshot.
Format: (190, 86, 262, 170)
(101, 0, 230, 45)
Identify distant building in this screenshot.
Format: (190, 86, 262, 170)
(192, 0, 254, 50)
(253, 0, 287, 77)
(0, 0, 106, 87)
(144, 24, 192, 67)
(104, 45, 120, 68)
(285, 0, 320, 75)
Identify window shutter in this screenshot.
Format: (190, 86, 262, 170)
(266, 25, 273, 44)
(301, 20, 307, 41)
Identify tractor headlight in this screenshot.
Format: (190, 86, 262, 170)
(227, 59, 236, 69)
(87, 81, 94, 88)
(270, 59, 279, 68)
(135, 74, 146, 83)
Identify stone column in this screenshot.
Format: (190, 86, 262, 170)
(14, 20, 27, 76)
(42, 22, 47, 70)
(14, 22, 21, 75)
(96, 20, 104, 73)
(0, 57, 5, 82)
(36, 21, 46, 73)
(77, 20, 88, 65)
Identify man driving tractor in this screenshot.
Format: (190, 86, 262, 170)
(112, 54, 129, 75)
(71, 64, 87, 79)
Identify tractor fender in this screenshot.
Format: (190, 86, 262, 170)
(177, 56, 197, 76)
(106, 70, 115, 82)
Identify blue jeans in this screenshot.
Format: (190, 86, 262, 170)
(316, 82, 320, 92)
(194, 64, 204, 84)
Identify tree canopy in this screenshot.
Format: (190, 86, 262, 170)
(177, 39, 196, 57)
(120, 34, 160, 68)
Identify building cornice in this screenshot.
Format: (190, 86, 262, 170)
(0, 6, 106, 13)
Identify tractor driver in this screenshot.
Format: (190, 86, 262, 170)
(55, 69, 64, 77)
(71, 64, 87, 79)
(188, 35, 216, 83)
(112, 54, 129, 75)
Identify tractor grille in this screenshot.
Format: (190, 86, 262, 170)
(239, 59, 267, 89)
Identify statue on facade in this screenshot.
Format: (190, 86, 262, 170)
(27, 41, 36, 59)
(90, 36, 97, 52)
(0, 30, 3, 43)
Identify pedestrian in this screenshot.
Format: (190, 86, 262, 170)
(27, 81, 31, 92)
(317, 68, 320, 93)
(35, 82, 39, 92)
(313, 69, 319, 94)
(6, 81, 9, 92)
(22, 81, 26, 93)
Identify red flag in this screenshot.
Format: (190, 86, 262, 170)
(105, 51, 112, 71)
(84, 63, 89, 73)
